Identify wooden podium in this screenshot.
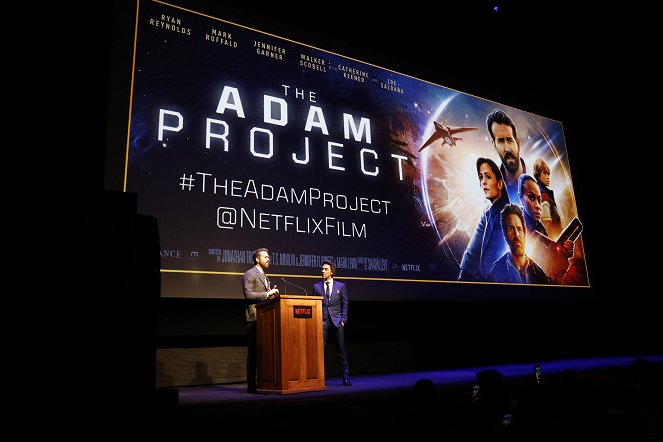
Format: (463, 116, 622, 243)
(256, 294, 326, 394)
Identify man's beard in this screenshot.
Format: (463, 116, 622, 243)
(503, 152, 519, 174)
(511, 240, 525, 257)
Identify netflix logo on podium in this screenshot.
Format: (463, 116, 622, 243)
(293, 306, 312, 318)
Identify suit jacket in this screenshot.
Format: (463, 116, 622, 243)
(242, 266, 271, 321)
(313, 279, 348, 327)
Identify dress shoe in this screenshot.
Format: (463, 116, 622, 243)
(342, 376, 352, 386)
(247, 386, 257, 393)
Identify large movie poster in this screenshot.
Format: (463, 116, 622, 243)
(125, 0, 589, 297)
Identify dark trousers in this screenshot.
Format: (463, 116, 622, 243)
(246, 320, 257, 388)
(323, 318, 349, 376)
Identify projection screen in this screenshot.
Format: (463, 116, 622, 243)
(120, 0, 589, 299)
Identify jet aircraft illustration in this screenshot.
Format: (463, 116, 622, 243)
(418, 122, 478, 152)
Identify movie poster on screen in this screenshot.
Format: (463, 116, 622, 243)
(125, 0, 589, 288)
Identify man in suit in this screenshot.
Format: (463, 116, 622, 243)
(313, 260, 351, 386)
(242, 247, 279, 393)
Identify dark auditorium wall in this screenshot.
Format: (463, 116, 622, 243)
(18, 1, 659, 394)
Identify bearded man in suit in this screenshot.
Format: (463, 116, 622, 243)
(242, 247, 279, 393)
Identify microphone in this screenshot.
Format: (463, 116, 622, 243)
(280, 277, 308, 296)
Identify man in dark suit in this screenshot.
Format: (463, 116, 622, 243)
(313, 260, 351, 386)
(242, 247, 279, 393)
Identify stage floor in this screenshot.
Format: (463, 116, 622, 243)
(59, 354, 662, 441)
(178, 354, 663, 406)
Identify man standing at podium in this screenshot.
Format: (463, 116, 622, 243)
(313, 260, 351, 386)
(242, 247, 279, 393)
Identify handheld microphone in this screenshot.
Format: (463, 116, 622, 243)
(280, 277, 308, 296)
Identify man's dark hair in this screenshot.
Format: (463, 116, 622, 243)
(253, 247, 268, 264)
(486, 109, 518, 141)
(476, 157, 503, 182)
(322, 259, 336, 276)
(500, 204, 525, 238)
